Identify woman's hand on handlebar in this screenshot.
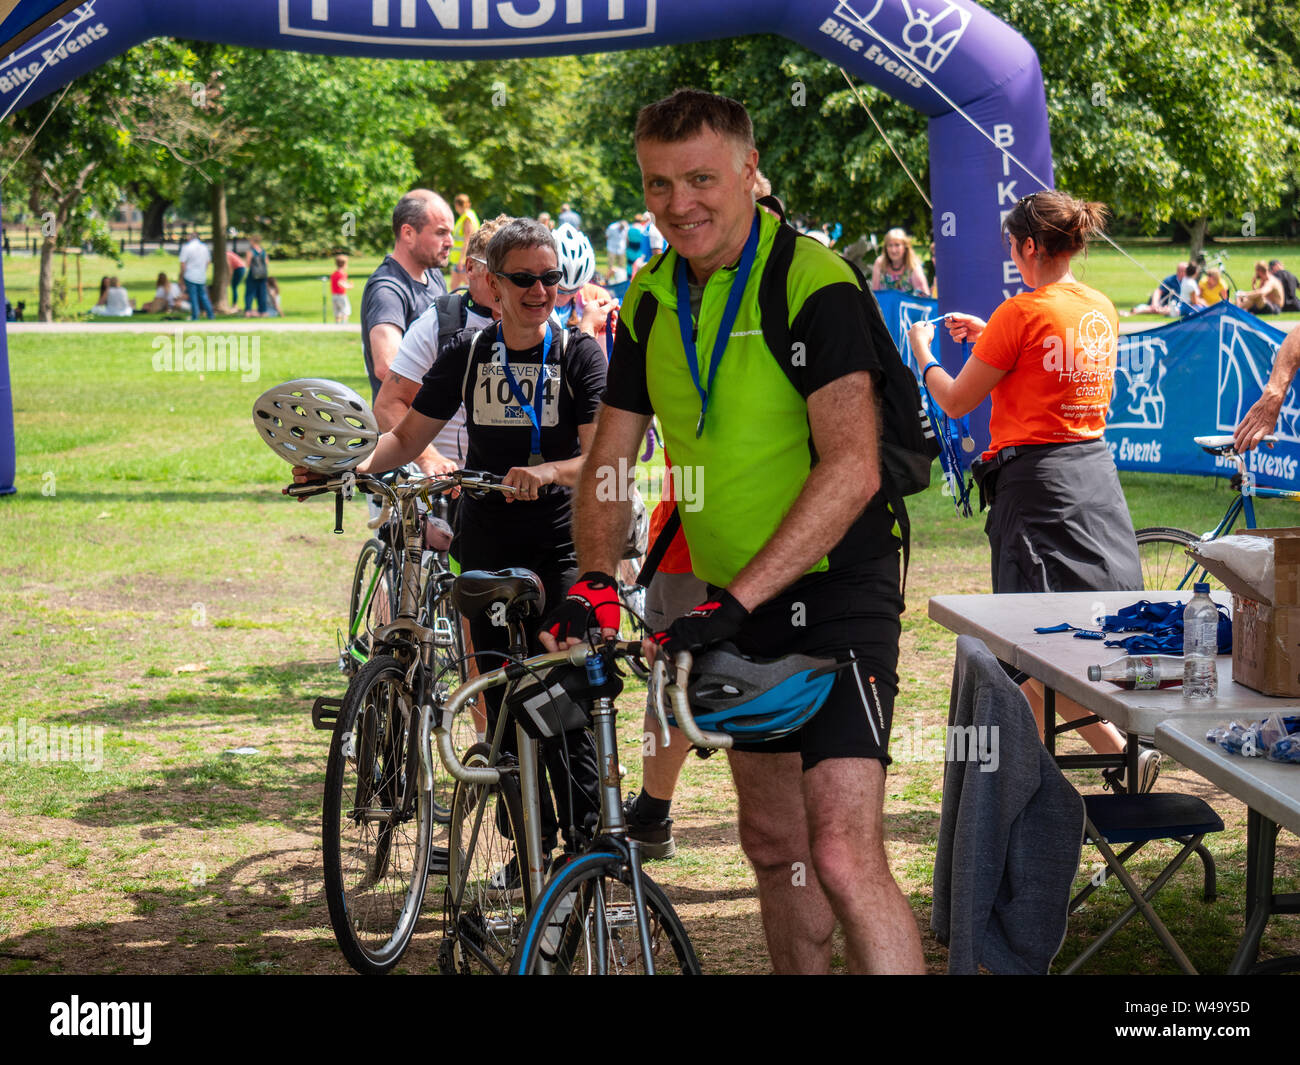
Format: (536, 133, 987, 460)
(502, 462, 556, 502)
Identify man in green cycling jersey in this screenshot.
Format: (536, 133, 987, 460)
(543, 89, 923, 974)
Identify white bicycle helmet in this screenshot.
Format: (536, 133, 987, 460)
(554, 223, 595, 293)
(252, 378, 379, 473)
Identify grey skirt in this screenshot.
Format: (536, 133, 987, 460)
(981, 438, 1143, 594)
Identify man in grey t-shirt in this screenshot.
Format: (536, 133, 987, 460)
(360, 190, 454, 401)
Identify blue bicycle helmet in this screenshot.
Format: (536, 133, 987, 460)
(669, 643, 845, 742)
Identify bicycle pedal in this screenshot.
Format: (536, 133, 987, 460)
(312, 696, 344, 730)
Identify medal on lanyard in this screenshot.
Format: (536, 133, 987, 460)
(497, 322, 552, 465)
(676, 214, 760, 437)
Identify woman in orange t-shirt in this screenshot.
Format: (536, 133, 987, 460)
(909, 190, 1151, 789)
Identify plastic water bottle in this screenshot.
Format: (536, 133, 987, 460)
(1182, 583, 1219, 701)
(1087, 655, 1185, 689)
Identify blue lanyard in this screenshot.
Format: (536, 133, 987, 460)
(676, 214, 760, 437)
(496, 322, 552, 461)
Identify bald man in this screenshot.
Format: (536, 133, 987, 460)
(360, 189, 454, 402)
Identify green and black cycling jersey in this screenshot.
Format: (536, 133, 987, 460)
(602, 206, 898, 589)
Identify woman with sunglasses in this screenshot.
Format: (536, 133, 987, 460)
(355, 216, 606, 861)
(907, 190, 1154, 792)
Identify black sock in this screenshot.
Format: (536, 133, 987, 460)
(635, 788, 672, 822)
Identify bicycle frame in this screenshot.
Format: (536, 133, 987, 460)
(429, 642, 717, 974)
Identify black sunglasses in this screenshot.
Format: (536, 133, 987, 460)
(494, 269, 563, 288)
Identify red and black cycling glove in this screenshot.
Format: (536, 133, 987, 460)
(544, 571, 623, 643)
(652, 590, 749, 657)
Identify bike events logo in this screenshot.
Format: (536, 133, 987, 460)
(279, 0, 656, 47)
(0, 4, 109, 98)
(0, 719, 104, 772)
(1109, 335, 1168, 431)
(50, 997, 151, 1045)
(824, 0, 970, 83)
(594, 455, 703, 512)
(151, 328, 261, 383)
(1219, 314, 1300, 446)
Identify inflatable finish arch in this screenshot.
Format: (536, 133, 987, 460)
(0, 1, 1055, 494)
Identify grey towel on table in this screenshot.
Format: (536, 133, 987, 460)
(931, 635, 1085, 974)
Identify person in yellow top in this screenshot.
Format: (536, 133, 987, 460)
(449, 193, 480, 290)
(1199, 266, 1228, 305)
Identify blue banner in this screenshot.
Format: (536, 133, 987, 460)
(872, 293, 1297, 490)
(1110, 302, 1297, 488)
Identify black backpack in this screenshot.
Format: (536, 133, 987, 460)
(632, 199, 939, 592)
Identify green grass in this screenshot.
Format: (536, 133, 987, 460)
(1, 328, 1297, 974)
(4, 240, 1298, 324)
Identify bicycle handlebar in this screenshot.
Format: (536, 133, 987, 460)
(649, 651, 735, 751)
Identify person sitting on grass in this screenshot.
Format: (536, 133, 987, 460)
(1124, 261, 1185, 316)
(1199, 266, 1229, 306)
(90, 276, 135, 317)
(265, 277, 283, 317)
(1236, 260, 1285, 316)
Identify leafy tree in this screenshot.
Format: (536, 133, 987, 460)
(0, 42, 197, 320)
(407, 55, 615, 225)
(584, 36, 930, 245)
(980, 0, 1299, 255)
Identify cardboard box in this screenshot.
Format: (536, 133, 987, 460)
(1189, 527, 1300, 698)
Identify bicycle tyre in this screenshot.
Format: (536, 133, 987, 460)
(509, 852, 700, 975)
(345, 538, 398, 673)
(424, 581, 473, 823)
(617, 557, 649, 679)
(323, 655, 431, 975)
(441, 742, 530, 975)
(1134, 526, 1216, 592)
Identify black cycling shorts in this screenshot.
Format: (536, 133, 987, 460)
(725, 553, 902, 771)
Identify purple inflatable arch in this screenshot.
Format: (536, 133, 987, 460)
(0, 0, 1055, 493)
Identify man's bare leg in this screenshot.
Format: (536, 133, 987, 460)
(641, 717, 690, 798)
(802, 757, 924, 974)
(728, 749, 834, 973)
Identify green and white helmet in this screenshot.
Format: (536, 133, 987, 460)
(252, 378, 379, 473)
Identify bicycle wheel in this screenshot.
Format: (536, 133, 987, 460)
(441, 742, 530, 975)
(322, 655, 431, 975)
(510, 852, 700, 975)
(1135, 527, 1216, 592)
(617, 556, 649, 679)
(345, 537, 398, 673)
(424, 583, 474, 823)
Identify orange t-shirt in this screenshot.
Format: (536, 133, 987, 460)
(973, 281, 1119, 458)
(646, 450, 692, 574)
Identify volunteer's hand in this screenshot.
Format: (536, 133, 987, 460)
(944, 313, 986, 343)
(649, 590, 749, 659)
(539, 571, 622, 650)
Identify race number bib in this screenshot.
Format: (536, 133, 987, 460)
(473, 362, 561, 428)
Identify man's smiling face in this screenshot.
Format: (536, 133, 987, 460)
(637, 126, 758, 283)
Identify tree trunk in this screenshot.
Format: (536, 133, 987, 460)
(210, 179, 230, 314)
(141, 194, 170, 242)
(1187, 216, 1210, 262)
(38, 236, 55, 322)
